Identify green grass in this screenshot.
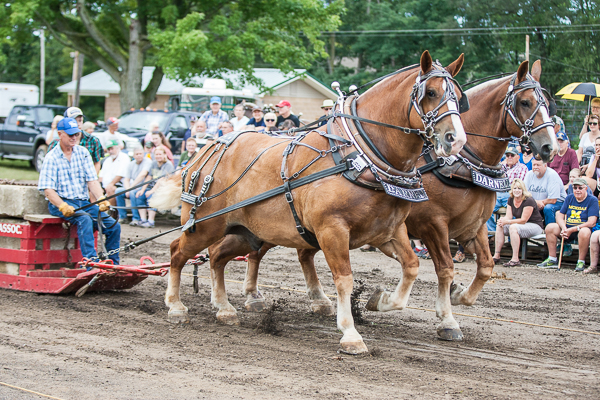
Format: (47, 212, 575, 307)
(0, 159, 39, 181)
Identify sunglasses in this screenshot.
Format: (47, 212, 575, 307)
(323, 107, 332, 111)
(573, 186, 585, 190)
(505, 153, 517, 157)
(589, 122, 599, 126)
(265, 119, 275, 122)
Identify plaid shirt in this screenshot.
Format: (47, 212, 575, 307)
(504, 162, 528, 183)
(48, 132, 103, 163)
(38, 144, 98, 200)
(200, 110, 229, 135)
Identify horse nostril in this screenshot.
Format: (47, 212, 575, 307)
(541, 144, 552, 159)
(445, 132, 456, 144)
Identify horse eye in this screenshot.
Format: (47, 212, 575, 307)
(427, 90, 436, 98)
(520, 100, 530, 107)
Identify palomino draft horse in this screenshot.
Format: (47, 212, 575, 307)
(239, 59, 557, 341)
(151, 51, 467, 354)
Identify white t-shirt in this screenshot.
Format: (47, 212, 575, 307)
(230, 116, 249, 131)
(99, 152, 131, 187)
(98, 130, 127, 150)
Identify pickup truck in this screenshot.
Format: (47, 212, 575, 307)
(0, 104, 68, 172)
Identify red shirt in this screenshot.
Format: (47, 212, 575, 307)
(548, 148, 578, 185)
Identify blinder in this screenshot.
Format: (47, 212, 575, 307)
(459, 92, 470, 114)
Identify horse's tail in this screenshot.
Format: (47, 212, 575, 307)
(149, 171, 182, 211)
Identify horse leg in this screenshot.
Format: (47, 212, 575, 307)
(365, 224, 420, 312)
(243, 243, 275, 312)
(165, 237, 198, 323)
(297, 249, 335, 316)
(319, 228, 368, 354)
(450, 225, 495, 306)
(209, 235, 254, 325)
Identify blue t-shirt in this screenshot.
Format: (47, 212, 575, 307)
(519, 153, 533, 170)
(560, 193, 599, 228)
(247, 117, 266, 128)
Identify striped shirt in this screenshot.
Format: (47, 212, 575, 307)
(38, 144, 98, 200)
(199, 110, 229, 135)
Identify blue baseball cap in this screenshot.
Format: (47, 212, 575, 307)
(210, 96, 221, 105)
(56, 117, 81, 135)
(556, 131, 568, 141)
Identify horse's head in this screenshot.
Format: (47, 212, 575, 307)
(503, 60, 558, 162)
(409, 50, 467, 157)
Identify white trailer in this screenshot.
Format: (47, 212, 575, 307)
(0, 83, 39, 119)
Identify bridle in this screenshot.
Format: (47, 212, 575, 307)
(408, 62, 469, 139)
(501, 73, 554, 146)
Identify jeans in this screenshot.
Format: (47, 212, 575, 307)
(48, 199, 121, 264)
(115, 187, 129, 220)
(486, 191, 510, 232)
(543, 202, 563, 225)
(129, 188, 151, 219)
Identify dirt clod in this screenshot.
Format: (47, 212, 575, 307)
(255, 298, 286, 335)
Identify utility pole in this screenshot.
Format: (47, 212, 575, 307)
(71, 51, 84, 107)
(525, 35, 530, 62)
(40, 29, 45, 104)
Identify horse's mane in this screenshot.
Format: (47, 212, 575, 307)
(465, 75, 511, 96)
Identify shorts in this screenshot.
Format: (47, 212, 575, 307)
(503, 222, 544, 238)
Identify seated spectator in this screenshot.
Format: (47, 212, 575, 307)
(566, 168, 594, 196)
(150, 131, 174, 165)
(180, 116, 199, 153)
(492, 179, 544, 267)
(246, 106, 266, 131)
(81, 121, 96, 134)
(578, 97, 600, 139)
(519, 144, 534, 170)
(275, 100, 301, 128)
(45, 115, 64, 145)
(98, 139, 131, 214)
(115, 146, 152, 225)
(264, 112, 279, 132)
(131, 146, 175, 228)
(178, 138, 198, 167)
(144, 140, 154, 160)
(524, 159, 566, 225)
(583, 136, 600, 193)
(98, 117, 126, 150)
(486, 144, 529, 233)
(578, 114, 600, 169)
(538, 178, 598, 270)
(219, 121, 234, 137)
(548, 131, 578, 185)
(194, 120, 208, 139)
(230, 104, 249, 131)
(318, 99, 334, 127)
(144, 122, 160, 145)
(280, 119, 296, 134)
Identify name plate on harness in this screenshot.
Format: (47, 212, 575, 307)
(381, 181, 429, 202)
(471, 170, 510, 192)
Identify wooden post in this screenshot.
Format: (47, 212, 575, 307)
(525, 35, 530, 62)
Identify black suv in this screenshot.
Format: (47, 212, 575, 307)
(116, 109, 203, 153)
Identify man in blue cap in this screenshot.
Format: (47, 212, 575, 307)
(38, 117, 121, 265)
(199, 96, 229, 137)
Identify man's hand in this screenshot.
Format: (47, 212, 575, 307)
(560, 226, 572, 238)
(536, 200, 545, 210)
(58, 202, 75, 217)
(98, 197, 111, 212)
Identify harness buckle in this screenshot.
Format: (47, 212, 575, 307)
(296, 225, 306, 235)
(285, 192, 294, 203)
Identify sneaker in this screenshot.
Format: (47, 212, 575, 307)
(118, 218, 129, 224)
(575, 261, 586, 272)
(140, 220, 155, 228)
(583, 265, 598, 274)
(129, 220, 142, 226)
(418, 249, 431, 259)
(537, 257, 559, 269)
(413, 247, 423, 256)
(562, 243, 573, 258)
(453, 250, 465, 263)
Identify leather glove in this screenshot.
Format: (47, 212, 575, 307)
(98, 197, 111, 212)
(58, 202, 75, 217)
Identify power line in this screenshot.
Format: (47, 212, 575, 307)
(530, 52, 600, 77)
(323, 24, 600, 35)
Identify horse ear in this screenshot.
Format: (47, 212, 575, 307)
(420, 50, 432, 74)
(445, 53, 464, 77)
(531, 60, 542, 82)
(516, 60, 529, 83)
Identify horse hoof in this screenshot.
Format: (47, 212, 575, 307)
(245, 299, 266, 312)
(217, 312, 240, 326)
(365, 288, 384, 311)
(311, 301, 335, 316)
(437, 327, 464, 341)
(167, 310, 189, 324)
(339, 340, 369, 355)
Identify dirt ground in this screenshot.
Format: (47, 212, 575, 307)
(1, 220, 599, 400)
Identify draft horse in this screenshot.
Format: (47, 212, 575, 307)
(240, 60, 558, 341)
(151, 51, 467, 354)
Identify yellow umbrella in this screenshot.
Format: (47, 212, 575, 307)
(556, 82, 600, 101)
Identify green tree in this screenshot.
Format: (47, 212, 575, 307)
(4, 0, 343, 113)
